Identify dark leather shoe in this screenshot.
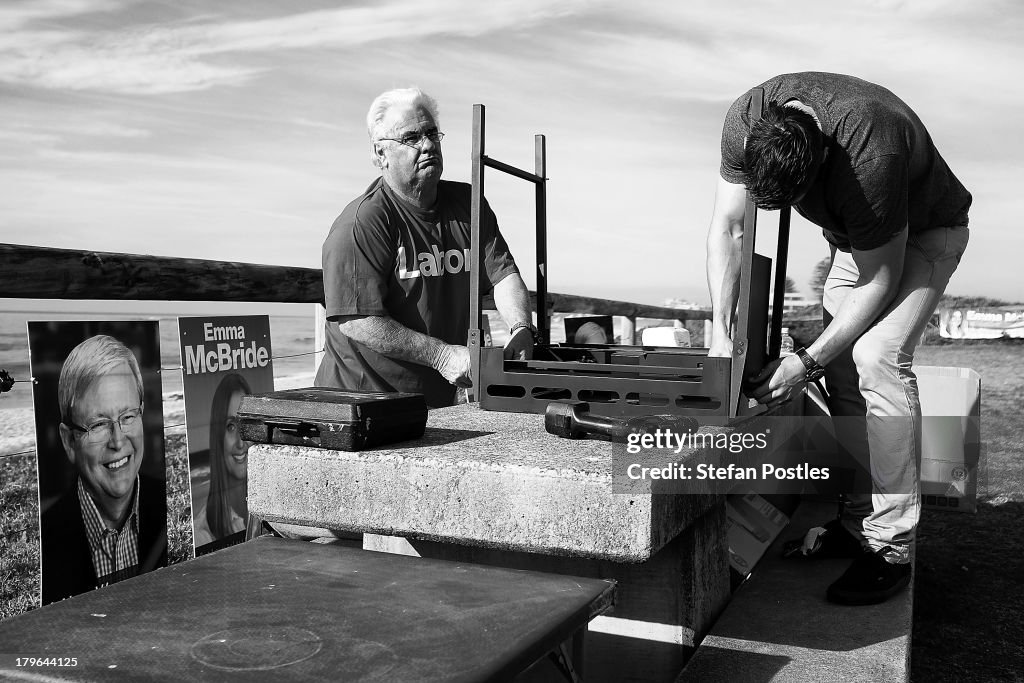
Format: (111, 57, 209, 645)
(826, 548, 911, 605)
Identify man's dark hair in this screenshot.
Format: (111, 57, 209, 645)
(743, 103, 824, 209)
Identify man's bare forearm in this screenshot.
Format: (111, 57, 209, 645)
(705, 178, 749, 355)
(807, 230, 907, 366)
(337, 315, 450, 369)
(492, 273, 532, 329)
(707, 221, 742, 337)
(809, 280, 895, 366)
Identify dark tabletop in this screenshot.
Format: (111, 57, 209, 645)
(0, 536, 615, 682)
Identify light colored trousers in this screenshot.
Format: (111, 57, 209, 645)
(824, 226, 969, 563)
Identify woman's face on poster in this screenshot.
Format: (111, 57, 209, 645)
(223, 389, 251, 481)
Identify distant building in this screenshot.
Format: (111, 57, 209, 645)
(768, 291, 817, 315)
(662, 297, 705, 310)
(782, 292, 817, 312)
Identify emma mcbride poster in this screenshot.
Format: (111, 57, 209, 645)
(27, 320, 167, 606)
(179, 316, 274, 555)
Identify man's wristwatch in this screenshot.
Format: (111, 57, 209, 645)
(795, 347, 826, 382)
(509, 321, 540, 344)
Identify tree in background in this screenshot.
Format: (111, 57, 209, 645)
(940, 294, 1015, 308)
(785, 276, 798, 294)
(808, 256, 831, 304)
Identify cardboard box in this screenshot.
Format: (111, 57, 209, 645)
(917, 366, 982, 514)
(726, 491, 790, 577)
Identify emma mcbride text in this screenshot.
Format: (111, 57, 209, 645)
(183, 323, 270, 375)
(625, 428, 769, 455)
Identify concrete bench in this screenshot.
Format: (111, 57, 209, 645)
(0, 536, 615, 681)
(245, 404, 784, 680)
(678, 499, 914, 682)
(246, 402, 806, 681)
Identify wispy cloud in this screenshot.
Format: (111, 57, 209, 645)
(290, 117, 346, 132)
(0, 120, 148, 154)
(0, 34, 263, 94)
(0, 0, 602, 94)
(540, 1, 1021, 106)
(0, 128, 61, 147)
(0, 0, 126, 31)
(60, 120, 152, 138)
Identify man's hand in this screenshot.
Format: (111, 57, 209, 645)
(503, 327, 535, 361)
(707, 332, 734, 359)
(747, 354, 806, 409)
(435, 344, 472, 388)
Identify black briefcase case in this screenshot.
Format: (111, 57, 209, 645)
(237, 388, 428, 451)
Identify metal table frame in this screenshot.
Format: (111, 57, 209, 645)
(466, 91, 792, 418)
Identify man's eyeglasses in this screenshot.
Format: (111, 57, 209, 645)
(65, 406, 144, 444)
(377, 130, 445, 148)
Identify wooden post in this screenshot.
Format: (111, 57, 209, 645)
(314, 304, 326, 378)
(622, 316, 636, 345)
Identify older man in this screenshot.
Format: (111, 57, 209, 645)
(706, 72, 970, 605)
(315, 87, 535, 408)
(41, 334, 167, 605)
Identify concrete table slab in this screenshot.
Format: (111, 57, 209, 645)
(248, 403, 725, 563)
(0, 537, 616, 682)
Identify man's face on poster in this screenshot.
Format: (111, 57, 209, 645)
(59, 362, 145, 505)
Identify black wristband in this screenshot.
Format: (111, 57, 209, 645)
(509, 322, 539, 344)
(795, 347, 826, 382)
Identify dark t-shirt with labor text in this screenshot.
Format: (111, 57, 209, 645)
(316, 178, 519, 407)
(720, 72, 972, 251)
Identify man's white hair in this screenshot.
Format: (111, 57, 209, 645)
(366, 87, 440, 168)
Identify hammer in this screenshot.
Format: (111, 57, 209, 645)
(545, 400, 698, 441)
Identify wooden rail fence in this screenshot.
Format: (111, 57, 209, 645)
(0, 243, 711, 344)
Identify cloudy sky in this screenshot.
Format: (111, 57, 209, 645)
(2, 0, 1021, 306)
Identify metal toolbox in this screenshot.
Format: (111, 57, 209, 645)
(237, 388, 428, 451)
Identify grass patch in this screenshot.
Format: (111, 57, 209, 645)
(164, 430, 195, 566)
(911, 343, 1024, 682)
(0, 454, 39, 620)
(914, 501, 1024, 681)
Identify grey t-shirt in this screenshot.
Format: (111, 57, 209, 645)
(316, 178, 519, 408)
(720, 72, 972, 251)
